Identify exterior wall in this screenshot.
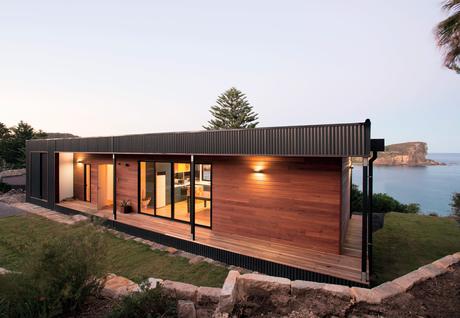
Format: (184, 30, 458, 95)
(73, 154, 112, 205)
(340, 157, 352, 247)
(68, 153, 343, 254)
(58, 152, 74, 201)
(212, 156, 342, 254)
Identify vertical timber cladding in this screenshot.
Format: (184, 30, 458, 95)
(73, 154, 112, 205)
(212, 156, 343, 254)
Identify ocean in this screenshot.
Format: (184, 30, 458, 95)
(352, 153, 460, 216)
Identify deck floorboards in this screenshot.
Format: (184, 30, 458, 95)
(57, 200, 365, 284)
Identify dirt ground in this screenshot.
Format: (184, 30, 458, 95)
(237, 263, 460, 318)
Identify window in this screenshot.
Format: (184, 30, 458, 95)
(174, 163, 190, 222)
(84, 164, 91, 202)
(30, 152, 48, 200)
(195, 164, 211, 227)
(155, 162, 172, 218)
(139, 162, 155, 215)
(138, 160, 212, 228)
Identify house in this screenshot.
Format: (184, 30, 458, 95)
(25, 119, 384, 286)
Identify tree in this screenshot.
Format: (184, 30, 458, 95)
(451, 192, 460, 217)
(435, 0, 460, 73)
(203, 87, 259, 130)
(0, 121, 47, 169)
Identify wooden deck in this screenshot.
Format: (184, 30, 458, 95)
(57, 200, 365, 284)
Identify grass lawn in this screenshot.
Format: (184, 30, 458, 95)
(0, 214, 228, 287)
(373, 212, 460, 285)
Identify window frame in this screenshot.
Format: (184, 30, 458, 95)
(137, 159, 212, 228)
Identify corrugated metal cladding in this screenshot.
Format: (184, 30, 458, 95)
(26, 121, 371, 157)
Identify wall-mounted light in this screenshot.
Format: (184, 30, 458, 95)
(253, 167, 264, 174)
(77, 159, 83, 164)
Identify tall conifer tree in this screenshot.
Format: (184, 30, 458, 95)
(204, 87, 259, 130)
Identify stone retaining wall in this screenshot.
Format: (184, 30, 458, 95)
(213, 252, 460, 317)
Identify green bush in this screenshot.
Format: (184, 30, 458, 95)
(0, 182, 11, 193)
(451, 192, 460, 217)
(108, 286, 177, 318)
(351, 184, 420, 214)
(0, 222, 107, 317)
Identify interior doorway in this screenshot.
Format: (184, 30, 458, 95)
(97, 164, 113, 210)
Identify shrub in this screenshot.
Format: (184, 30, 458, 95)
(0, 182, 11, 193)
(351, 184, 420, 214)
(0, 222, 107, 317)
(451, 192, 460, 217)
(108, 286, 177, 318)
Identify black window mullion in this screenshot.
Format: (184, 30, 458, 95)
(153, 161, 157, 216)
(171, 161, 175, 220)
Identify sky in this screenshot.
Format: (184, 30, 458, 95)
(1, 1, 459, 152)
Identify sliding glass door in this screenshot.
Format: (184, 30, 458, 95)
(174, 163, 191, 222)
(84, 164, 91, 202)
(155, 162, 172, 218)
(138, 160, 212, 228)
(139, 162, 155, 215)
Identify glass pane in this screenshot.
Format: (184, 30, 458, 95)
(85, 164, 91, 202)
(195, 164, 211, 227)
(155, 162, 172, 218)
(173, 163, 190, 222)
(140, 162, 155, 215)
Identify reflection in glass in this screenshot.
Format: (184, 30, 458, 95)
(155, 162, 172, 218)
(140, 162, 155, 215)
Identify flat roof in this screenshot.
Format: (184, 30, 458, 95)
(26, 120, 371, 157)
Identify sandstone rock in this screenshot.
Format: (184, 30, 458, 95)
(161, 280, 197, 301)
(71, 214, 88, 222)
(166, 247, 178, 254)
(392, 269, 428, 291)
(196, 286, 221, 307)
(189, 256, 205, 264)
(371, 281, 405, 303)
(177, 300, 196, 318)
(322, 284, 352, 299)
(291, 280, 324, 296)
(0, 267, 10, 275)
(196, 308, 214, 318)
(236, 273, 291, 307)
(101, 274, 140, 299)
(216, 270, 240, 314)
(350, 287, 375, 303)
(145, 277, 163, 289)
(418, 263, 447, 278)
(453, 252, 460, 262)
(432, 255, 458, 269)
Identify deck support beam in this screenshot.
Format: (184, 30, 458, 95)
(190, 155, 195, 240)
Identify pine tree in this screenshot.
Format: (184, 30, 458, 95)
(203, 87, 259, 130)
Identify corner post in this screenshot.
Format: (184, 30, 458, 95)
(190, 155, 195, 240)
(113, 153, 117, 221)
(361, 157, 369, 281)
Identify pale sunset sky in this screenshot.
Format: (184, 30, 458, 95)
(1, 1, 459, 152)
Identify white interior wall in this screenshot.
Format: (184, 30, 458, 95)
(59, 152, 74, 201)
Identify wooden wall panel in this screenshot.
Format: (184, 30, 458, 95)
(73, 154, 112, 205)
(116, 155, 139, 213)
(212, 157, 342, 254)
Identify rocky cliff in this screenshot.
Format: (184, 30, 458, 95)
(374, 142, 443, 166)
